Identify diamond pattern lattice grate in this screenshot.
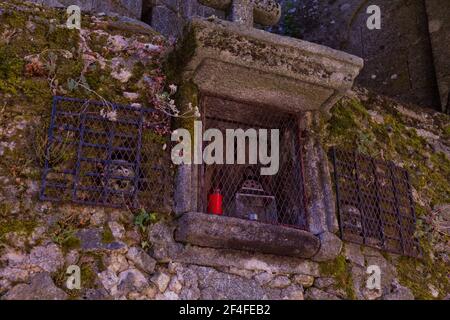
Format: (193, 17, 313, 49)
(40, 96, 173, 210)
(331, 148, 421, 257)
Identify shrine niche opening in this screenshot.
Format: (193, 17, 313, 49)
(198, 96, 308, 230)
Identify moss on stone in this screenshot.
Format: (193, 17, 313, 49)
(0, 219, 38, 242)
(80, 263, 97, 289)
(101, 224, 114, 244)
(164, 24, 197, 84)
(61, 234, 81, 251)
(173, 81, 199, 144)
(397, 252, 449, 300)
(443, 125, 450, 140)
(325, 92, 450, 299)
(87, 33, 110, 56)
(319, 254, 356, 299)
(47, 26, 80, 52)
(1, 10, 27, 29)
(142, 130, 168, 146)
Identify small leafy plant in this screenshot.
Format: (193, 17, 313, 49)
(134, 209, 158, 232)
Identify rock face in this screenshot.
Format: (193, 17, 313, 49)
(425, 0, 450, 113)
(29, 0, 143, 19)
(383, 281, 414, 301)
(151, 272, 171, 293)
(273, 0, 442, 110)
(77, 228, 127, 252)
(28, 244, 64, 273)
(126, 247, 156, 274)
(117, 269, 149, 294)
(312, 232, 343, 262)
(0, 0, 448, 302)
(305, 287, 340, 300)
(2, 273, 68, 300)
(198, 0, 282, 27)
(144, 0, 223, 38)
(175, 212, 320, 259)
(0, 244, 64, 284)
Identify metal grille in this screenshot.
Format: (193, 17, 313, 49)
(331, 148, 421, 257)
(40, 96, 172, 210)
(199, 96, 308, 230)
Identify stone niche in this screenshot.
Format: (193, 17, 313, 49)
(171, 13, 363, 261)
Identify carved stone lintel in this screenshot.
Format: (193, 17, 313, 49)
(179, 18, 364, 113)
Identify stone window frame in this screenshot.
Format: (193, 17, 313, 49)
(195, 94, 309, 230)
(171, 17, 363, 261)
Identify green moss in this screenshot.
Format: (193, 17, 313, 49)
(0, 203, 12, 219)
(47, 26, 80, 52)
(397, 251, 449, 300)
(21, 78, 52, 111)
(88, 251, 107, 272)
(81, 263, 97, 289)
(319, 254, 356, 300)
(327, 98, 377, 155)
(101, 224, 114, 244)
(0, 219, 38, 242)
(173, 81, 199, 143)
(0, 46, 24, 80)
(164, 26, 197, 84)
(87, 33, 109, 56)
(51, 228, 80, 252)
(326, 96, 449, 204)
(0, 46, 24, 95)
(81, 64, 127, 104)
(143, 130, 167, 146)
(325, 95, 450, 299)
(328, 99, 367, 142)
(53, 259, 99, 299)
(1, 10, 27, 29)
(55, 58, 84, 85)
(443, 125, 450, 140)
(62, 233, 81, 251)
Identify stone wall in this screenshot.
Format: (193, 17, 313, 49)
(273, 0, 442, 111)
(144, 0, 224, 38)
(0, 1, 448, 300)
(28, 0, 143, 19)
(425, 0, 450, 113)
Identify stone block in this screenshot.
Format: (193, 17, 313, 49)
(312, 232, 343, 262)
(2, 273, 67, 300)
(175, 212, 320, 259)
(177, 17, 363, 113)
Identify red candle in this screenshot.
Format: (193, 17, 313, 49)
(208, 188, 223, 215)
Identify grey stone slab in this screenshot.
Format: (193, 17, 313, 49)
(174, 212, 320, 259)
(177, 17, 363, 113)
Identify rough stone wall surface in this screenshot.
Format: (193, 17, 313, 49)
(425, 0, 450, 113)
(29, 0, 143, 19)
(0, 1, 448, 300)
(272, 0, 441, 111)
(144, 0, 225, 38)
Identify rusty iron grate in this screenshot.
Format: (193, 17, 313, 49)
(330, 148, 421, 257)
(40, 96, 172, 210)
(199, 96, 308, 230)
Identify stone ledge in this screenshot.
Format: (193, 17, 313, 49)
(179, 17, 364, 113)
(311, 232, 343, 262)
(174, 212, 321, 259)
